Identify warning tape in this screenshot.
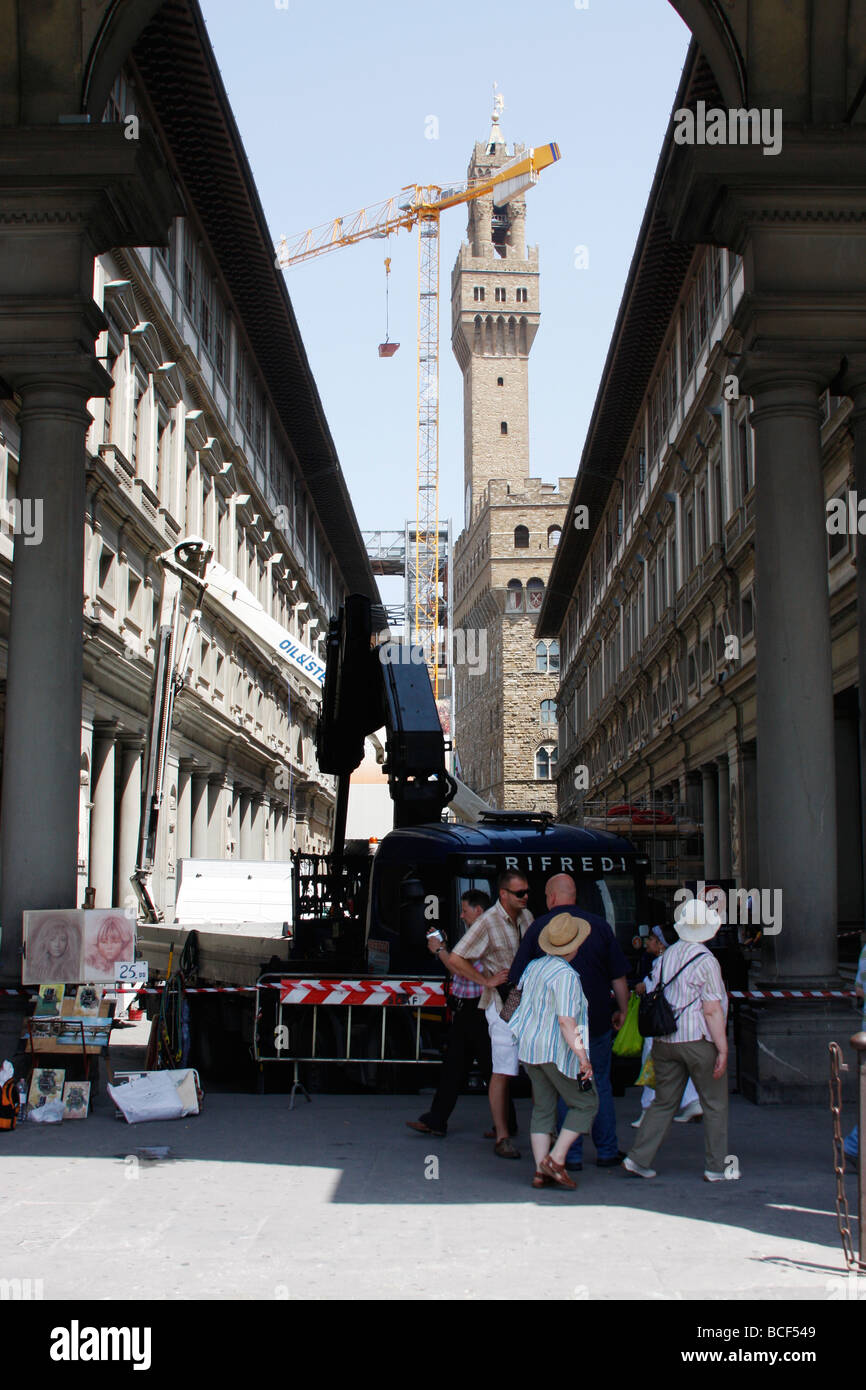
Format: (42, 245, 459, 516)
(729, 989, 857, 999)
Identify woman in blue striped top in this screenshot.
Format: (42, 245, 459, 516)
(507, 913, 598, 1190)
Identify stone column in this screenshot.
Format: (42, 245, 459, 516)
(190, 772, 209, 859)
(701, 766, 720, 879)
(177, 761, 193, 863)
(0, 123, 179, 991)
(257, 795, 269, 861)
(239, 793, 253, 859)
(116, 739, 143, 913)
(744, 364, 837, 983)
(717, 756, 732, 880)
(89, 724, 117, 907)
(842, 375, 866, 926)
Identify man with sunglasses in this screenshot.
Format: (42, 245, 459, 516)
(448, 871, 533, 1159)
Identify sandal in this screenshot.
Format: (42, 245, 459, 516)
(494, 1137, 521, 1160)
(540, 1155, 577, 1189)
(532, 1169, 554, 1188)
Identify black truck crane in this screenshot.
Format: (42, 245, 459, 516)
(291, 594, 651, 978)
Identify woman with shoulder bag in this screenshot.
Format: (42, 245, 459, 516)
(623, 899, 736, 1183)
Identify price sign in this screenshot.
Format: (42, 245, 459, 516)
(115, 960, 148, 985)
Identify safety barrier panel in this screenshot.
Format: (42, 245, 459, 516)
(253, 973, 448, 1107)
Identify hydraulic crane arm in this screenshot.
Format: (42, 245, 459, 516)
(316, 594, 456, 861)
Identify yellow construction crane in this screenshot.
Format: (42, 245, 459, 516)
(275, 140, 560, 698)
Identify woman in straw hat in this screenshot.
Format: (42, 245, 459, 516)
(623, 897, 738, 1182)
(506, 913, 597, 1190)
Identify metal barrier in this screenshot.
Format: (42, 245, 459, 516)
(253, 974, 448, 1108)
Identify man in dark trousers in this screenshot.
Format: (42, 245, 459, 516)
(406, 890, 517, 1139)
(509, 873, 629, 1170)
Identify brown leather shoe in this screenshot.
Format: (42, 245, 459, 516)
(406, 1120, 445, 1137)
(532, 1170, 554, 1188)
(494, 1137, 521, 1159)
(540, 1155, 577, 1189)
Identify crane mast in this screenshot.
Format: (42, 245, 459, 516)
(275, 140, 560, 698)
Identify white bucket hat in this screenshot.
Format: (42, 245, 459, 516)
(674, 897, 722, 943)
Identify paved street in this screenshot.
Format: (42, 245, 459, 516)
(1, 1068, 859, 1301)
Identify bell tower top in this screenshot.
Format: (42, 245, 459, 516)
(451, 94, 541, 521)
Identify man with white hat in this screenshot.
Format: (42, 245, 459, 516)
(623, 898, 737, 1182)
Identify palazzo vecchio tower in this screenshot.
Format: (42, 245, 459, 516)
(451, 100, 572, 811)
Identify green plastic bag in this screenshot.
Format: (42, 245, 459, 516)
(611, 993, 643, 1057)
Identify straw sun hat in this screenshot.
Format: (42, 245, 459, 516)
(539, 913, 591, 956)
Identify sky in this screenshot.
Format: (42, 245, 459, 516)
(198, 0, 691, 561)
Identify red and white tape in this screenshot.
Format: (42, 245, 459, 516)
(729, 989, 857, 999)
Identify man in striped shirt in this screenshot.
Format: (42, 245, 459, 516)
(449, 871, 533, 1158)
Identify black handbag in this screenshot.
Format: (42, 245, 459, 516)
(637, 950, 707, 1037)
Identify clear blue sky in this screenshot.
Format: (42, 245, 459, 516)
(199, 0, 690, 546)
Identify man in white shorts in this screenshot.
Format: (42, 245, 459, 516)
(449, 871, 533, 1158)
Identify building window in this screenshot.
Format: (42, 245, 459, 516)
(685, 504, 695, 574)
(514, 525, 529, 549)
(547, 526, 561, 548)
(540, 699, 557, 726)
(527, 577, 544, 611)
(536, 640, 560, 673)
(516, 288, 528, 303)
(741, 591, 754, 637)
(497, 377, 504, 386)
(737, 419, 751, 501)
(688, 649, 697, 687)
(535, 745, 558, 780)
(698, 485, 709, 555)
(473, 286, 485, 302)
(500, 421, 508, 436)
(506, 579, 524, 613)
(495, 287, 506, 303)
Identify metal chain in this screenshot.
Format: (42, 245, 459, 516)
(829, 1042, 862, 1270)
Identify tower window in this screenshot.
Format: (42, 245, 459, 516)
(497, 377, 504, 386)
(500, 421, 508, 435)
(473, 286, 485, 302)
(495, 287, 506, 303)
(514, 526, 529, 549)
(516, 288, 528, 303)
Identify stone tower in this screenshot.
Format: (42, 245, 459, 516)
(451, 104, 572, 813)
(451, 104, 540, 530)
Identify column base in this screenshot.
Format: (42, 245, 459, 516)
(735, 998, 860, 1103)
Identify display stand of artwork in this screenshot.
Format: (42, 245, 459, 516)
(25, 996, 115, 1081)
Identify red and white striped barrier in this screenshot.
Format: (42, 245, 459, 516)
(278, 979, 446, 1007)
(729, 989, 857, 999)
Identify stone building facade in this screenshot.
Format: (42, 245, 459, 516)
(0, 45, 375, 924)
(539, 50, 863, 938)
(451, 113, 571, 811)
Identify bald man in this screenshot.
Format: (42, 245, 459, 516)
(509, 873, 629, 1170)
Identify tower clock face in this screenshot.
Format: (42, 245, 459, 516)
(465, 482, 472, 527)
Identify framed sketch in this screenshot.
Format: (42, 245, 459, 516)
(28, 1068, 65, 1109)
(62, 1082, 91, 1120)
(82, 911, 135, 983)
(74, 985, 101, 1016)
(22, 912, 84, 985)
(35, 983, 66, 1016)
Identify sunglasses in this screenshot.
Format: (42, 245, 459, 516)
(507, 888, 530, 899)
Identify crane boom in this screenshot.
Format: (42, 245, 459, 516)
(275, 138, 561, 702)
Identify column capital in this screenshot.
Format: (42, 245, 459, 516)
(733, 350, 839, 403)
